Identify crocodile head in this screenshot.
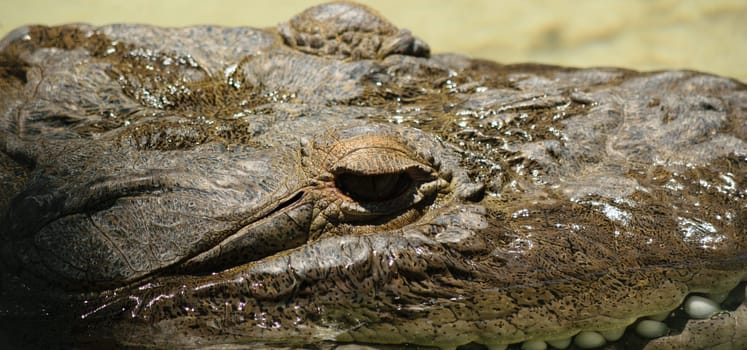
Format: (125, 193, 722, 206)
(0, 2, 745, 349)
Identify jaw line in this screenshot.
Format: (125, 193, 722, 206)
(96, 202, 747, 348)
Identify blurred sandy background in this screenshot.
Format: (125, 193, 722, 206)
(1, 0, 745, 82)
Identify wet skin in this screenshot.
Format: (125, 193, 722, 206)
(0, 2, 746, 349)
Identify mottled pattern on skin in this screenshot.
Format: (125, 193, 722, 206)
(0, 2, 745, 349)
(278, 2, 429, 60)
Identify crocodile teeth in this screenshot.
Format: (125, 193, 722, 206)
(647, 310, 672, 322)
(599, 327, 626, 341)
(572, 331, 606, 349)
(706, 292, 729, 303)
(545, 337, 572, 349)
(684, 295, 721, 319)
(520, 339, 546, 350)
(635, 319, 668, 338)
(456, 285, 741, 350)
(486, 344, 508, 350)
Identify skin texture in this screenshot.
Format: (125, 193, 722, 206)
(0, 2, 745, 349)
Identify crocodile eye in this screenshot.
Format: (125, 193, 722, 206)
(335, 172, 412, 202)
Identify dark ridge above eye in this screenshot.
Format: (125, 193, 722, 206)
(335, 172, 412, 202)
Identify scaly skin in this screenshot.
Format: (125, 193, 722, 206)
(0, 2, 745, 349)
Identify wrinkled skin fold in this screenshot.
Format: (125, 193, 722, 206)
(0, 2, 745, 349)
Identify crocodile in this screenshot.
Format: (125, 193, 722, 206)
(0, 2, 745, 349)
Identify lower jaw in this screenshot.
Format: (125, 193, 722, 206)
(513, 284, 745, 350)
(334, 281, 747, 350)
(476, 282, 747, 350)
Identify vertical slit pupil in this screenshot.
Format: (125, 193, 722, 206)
(336, 172, 412, 201)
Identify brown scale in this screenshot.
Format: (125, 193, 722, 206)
(1, 2, 746, 350)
